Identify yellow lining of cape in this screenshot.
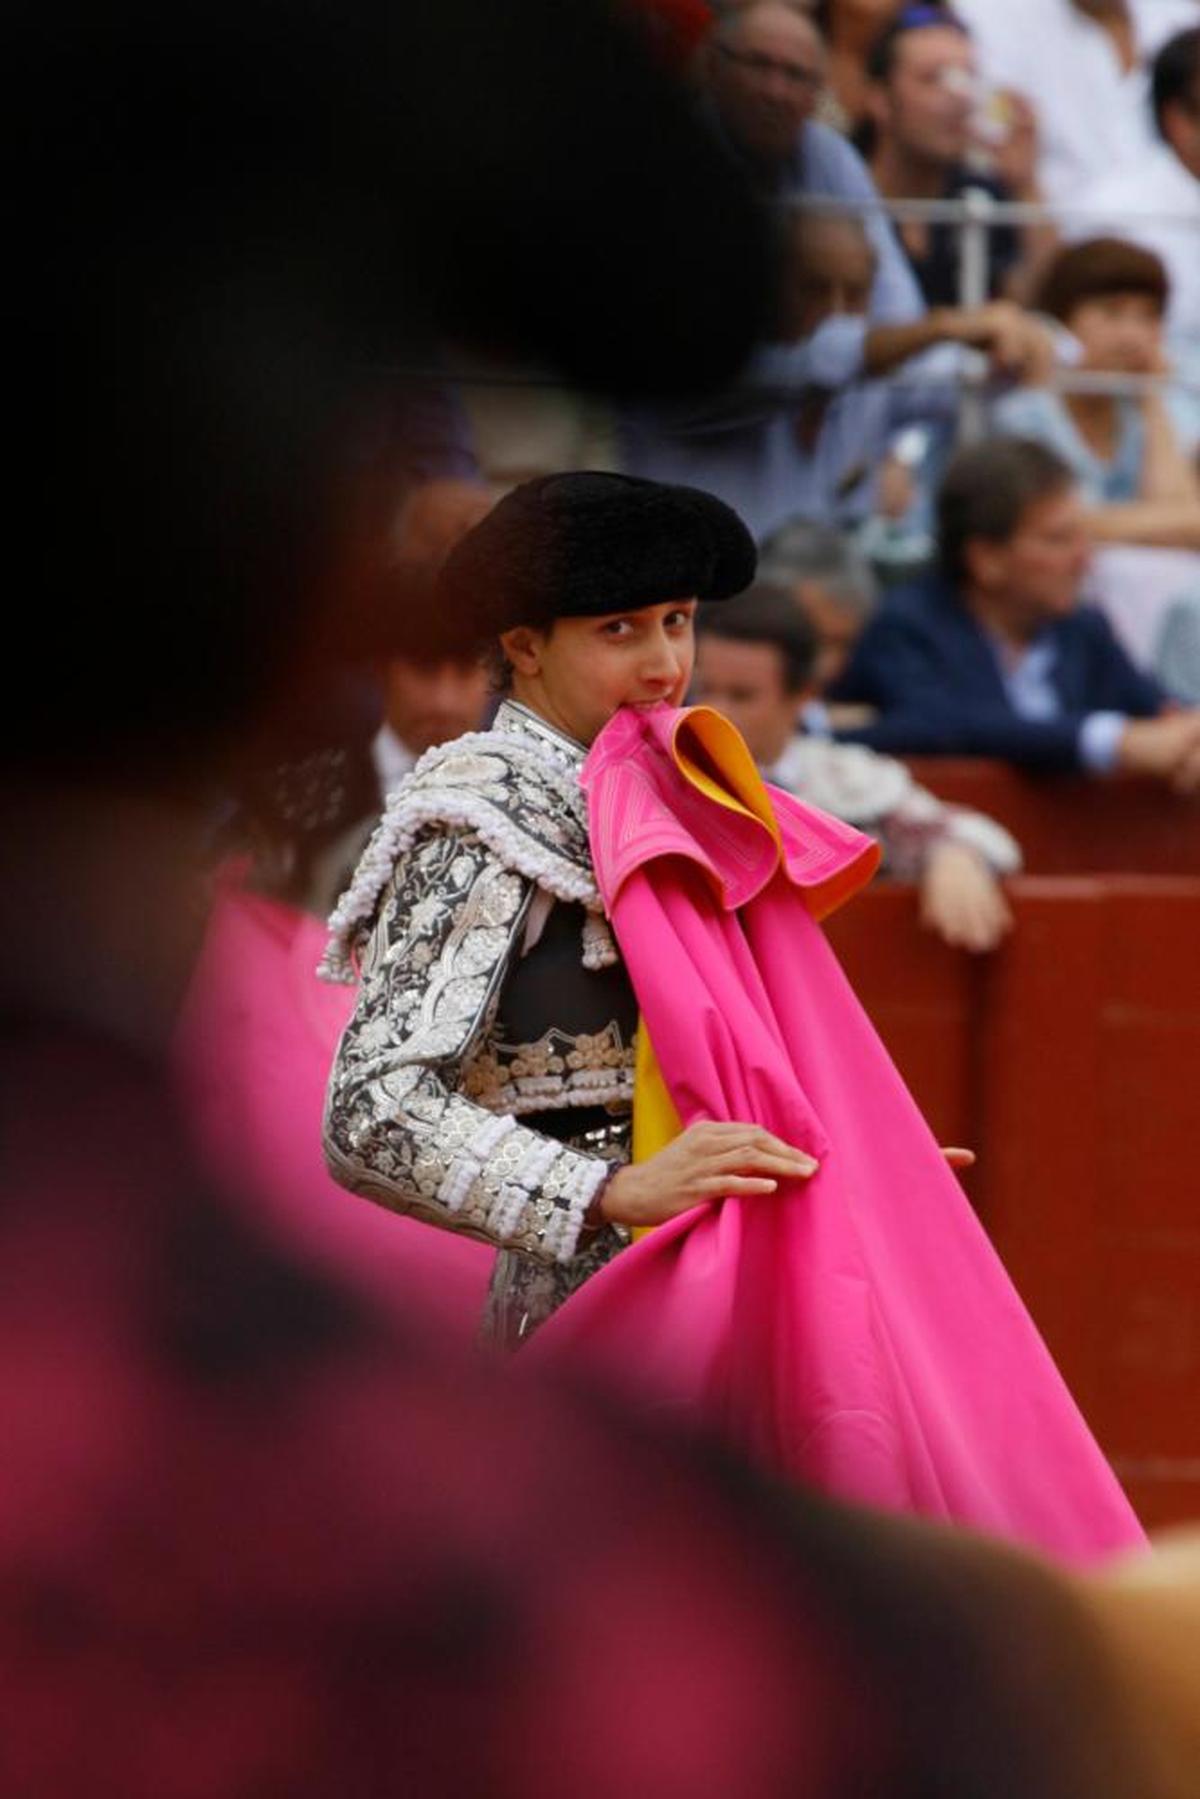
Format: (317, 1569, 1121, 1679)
(630, 1023, 682, 1240)
(668, 706, 783, 847)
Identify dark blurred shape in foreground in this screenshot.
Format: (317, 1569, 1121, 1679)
(9, 0, 774, 780)
(0, 7, 1184, 1796)
(0, 1030, 1143, 1799)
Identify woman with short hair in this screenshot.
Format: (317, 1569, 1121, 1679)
(995, 236, 1200, 537)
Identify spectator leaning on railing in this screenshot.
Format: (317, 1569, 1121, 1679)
(693, 581, 1021, 952)
(374, 480, 499, 798)
(697, 0, 925, 325)
(619, 0, 1066, 545)
(830, 435, 1200, 790)
(619, 201, 1058, 542)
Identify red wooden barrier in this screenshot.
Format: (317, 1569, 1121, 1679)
(825, 872, 1200, 1532)
(904, 760, 1200, 876)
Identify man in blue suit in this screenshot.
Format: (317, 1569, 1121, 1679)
(832, 436, 1200, 791)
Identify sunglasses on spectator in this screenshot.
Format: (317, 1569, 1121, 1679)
(716, 44, 824, 91)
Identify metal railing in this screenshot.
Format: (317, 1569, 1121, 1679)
(798, 187, 1200, 438)
(392, 186, 1199, 455)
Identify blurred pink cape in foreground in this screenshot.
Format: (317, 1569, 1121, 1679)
(531, 705, 1145, 1565)
(172, 874, 489, 1333)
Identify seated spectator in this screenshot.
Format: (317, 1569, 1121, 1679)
(622, 210, 905, 538)
(1074, 26, 1200, 437)
(374, 650, 492, 795)
(859, 6, 1053, 307)
(772, 212, 993, 553)
(756, 507, 936, 721)
(694, 581, 1020, 950)
(995, 238, 1200, 547)
(231, 483, 499, 920)
(951, 0, 1197, 215)
(697, 1, 925, 323)
(620, 204, 1054, 540)
(832, 434, 1200, 787)
(758, 515, 881, 692)
(375, 480, 498, 794)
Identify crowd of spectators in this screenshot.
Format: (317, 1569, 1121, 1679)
(831, 434, 1200, 786)
(388, 0, 1200, 944)
(9, 6, 1200, 1793)
(224, 2, 1200, 844)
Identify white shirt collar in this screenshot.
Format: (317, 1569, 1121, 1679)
(372, 724, 417, 798)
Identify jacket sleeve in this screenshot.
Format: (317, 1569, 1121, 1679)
(833, 613, 1091, 770)
(323, 826, 610, 1265)
(860, 765, 1023, 880)
(1085, 608, 1169, 717)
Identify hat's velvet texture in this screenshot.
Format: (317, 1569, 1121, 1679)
(436, 473, 757, 645)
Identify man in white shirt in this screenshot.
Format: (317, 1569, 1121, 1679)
(1072, 26, 1200, 374)
(953, 0, 1197, 214)
(373, 654, 492, 798)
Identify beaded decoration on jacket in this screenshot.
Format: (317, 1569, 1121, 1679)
(320, 701, 617, 983)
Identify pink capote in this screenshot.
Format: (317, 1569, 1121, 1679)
(533, 706, 1145, 1564)
(172, 874, 490, 1335)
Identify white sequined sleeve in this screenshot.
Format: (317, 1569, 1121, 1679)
(323, 827, 610, 1265)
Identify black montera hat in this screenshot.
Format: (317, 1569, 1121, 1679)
(434, 472, 757, 647)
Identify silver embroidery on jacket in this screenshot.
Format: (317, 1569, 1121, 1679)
(322, 703, 632, 1333)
